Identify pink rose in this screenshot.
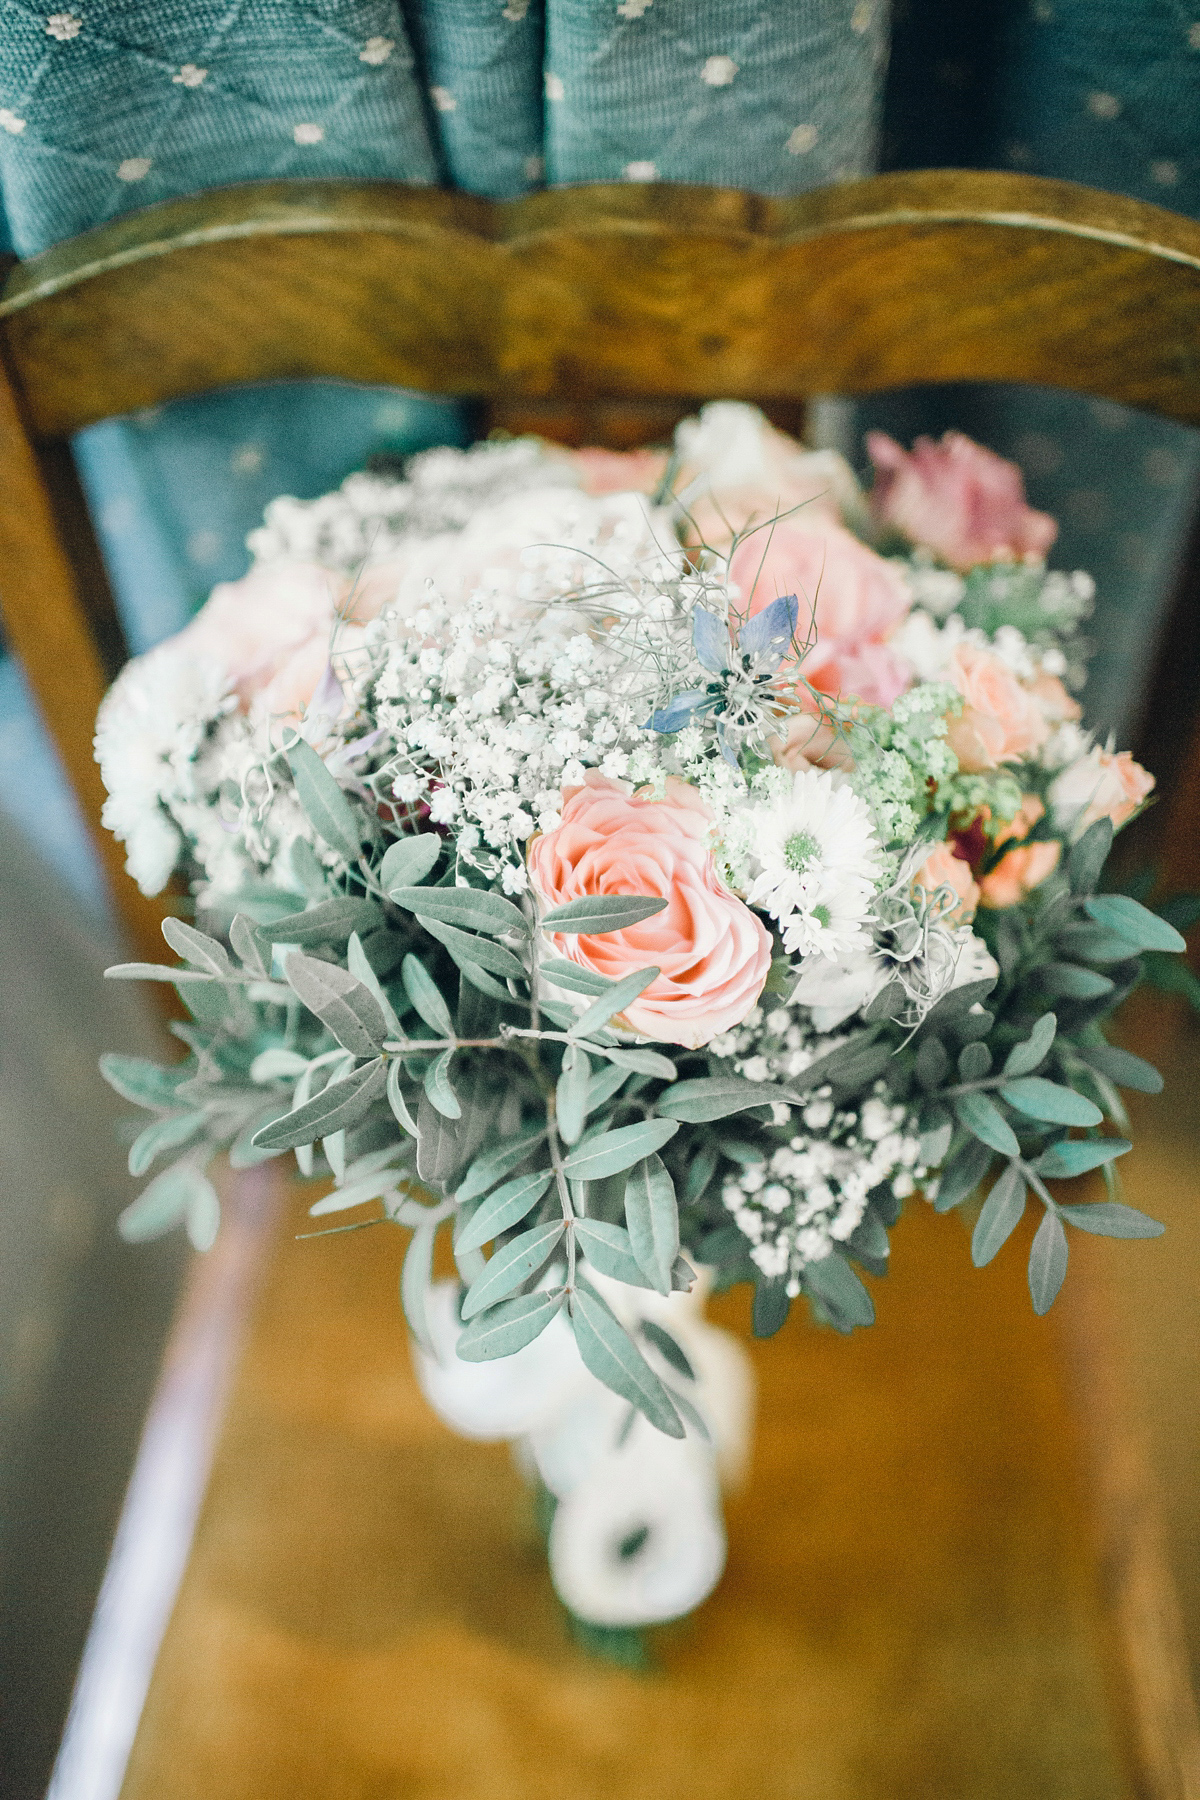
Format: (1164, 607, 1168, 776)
(867, 430, 1058, 570)
(728, 522, 913, 707)
(674, 403, 861, 546)
(569, 447, 669, 496)
(1048, 747, 1155, 835)
(527, 774, 771, 1049)
(912, 843, 980, 923)
(945, 643, 1051, 772)
(979, 840, 1061, 909)
(178, 560, 360, 723)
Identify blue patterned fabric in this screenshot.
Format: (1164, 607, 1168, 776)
(0, 2, 439, 256)
(400, 0, 545, 197)
(872, 0, 1200, 740)
(542, 0, 888, 189)
(3, 0, 1200, 907)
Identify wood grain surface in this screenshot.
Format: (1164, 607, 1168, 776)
(3, 172, 1200, 438)
(0, 349, 166, 961)
(117, 1198, 1136, 1800)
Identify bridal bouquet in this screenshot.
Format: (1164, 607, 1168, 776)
(96, 405, 1189, 1635)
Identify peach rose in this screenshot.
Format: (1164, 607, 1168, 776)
(527, 773, 771, 1048)
(945, 642, 1051, 772)
(1027, 671, 1082, 727)
(569, 447, 670, 496)
(979, 840, 1062, 909)
(674, 402, 861, 545)
(912, 842, 980, 923)
(728, 522, 913, 707)
(770, 707, 856, 775)
(1048, 747, 1155, 835)
(176, 560, 362, 723)
(993, 793, 1045, 848)
(867, 430, 1058, 570)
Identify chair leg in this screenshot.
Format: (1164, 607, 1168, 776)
(0, 347, 167, 963)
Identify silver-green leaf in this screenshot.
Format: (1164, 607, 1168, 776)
(1003, 1011, 1056, 1078)
(561, 1118, 679, 1181)
(656, 1076, 785, 1123)
(569, 1281, 684, 1437)
(1057, 1200, 1164, 1238)
(455, 1169, 553, 1253)
(971, 1163, 1026, 1267)
(391, 885, 527, 937)
(424, 1048, 461, 1120)
(456, 1287, 566, 1361)
(1028, 1208, 1068, 1314)
(1000, 1077, 1102, 1127)
(401, 953, 454, 1037)
(954, 1091, 1020, 1157)
(285, 736, 363, 862)
(542, 894, 667, 934)
(285, 951, 389, 1056)
(460, 1220, 565, 1320)
(380, 833, 442, 892)
(571, 967, 660, 1039)
(251, 1058, 386, 1149)
(623, 1153, 679, 1295)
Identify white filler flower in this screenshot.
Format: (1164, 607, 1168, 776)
(746, 767, 881, 958)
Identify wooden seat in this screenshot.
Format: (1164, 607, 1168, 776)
(4, 170, 1199, 1798)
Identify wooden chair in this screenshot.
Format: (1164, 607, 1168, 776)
(4, 170, 1200, 1800)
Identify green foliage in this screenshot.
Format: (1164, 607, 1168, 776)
(1028, 1209, 1068, 1315)
(623, 1154, 680, 1296)
(561, 1119, 679, 1181)
(542, 895, 667, 933)
(971, 1165, 1026, 1267)
(569, 1280, 684, 1437)
(457, 1288, 566, 1360)
(285, 736, 363, 862)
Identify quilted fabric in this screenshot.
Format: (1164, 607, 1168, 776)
(1, 0, 1200, 894)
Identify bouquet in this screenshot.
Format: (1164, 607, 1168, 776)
(95, 405, 1190, 1636)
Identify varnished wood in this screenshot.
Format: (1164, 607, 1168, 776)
(1, 169, 1197, 1789)
(4, 172, 1200, 438)
(0, 350, 165, 961)
(117, 1201, 1134, 1800)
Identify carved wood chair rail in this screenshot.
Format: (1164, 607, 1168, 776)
(4, 169, 1200, 439)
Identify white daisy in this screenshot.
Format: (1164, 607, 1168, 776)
(745, 768, 881, 959)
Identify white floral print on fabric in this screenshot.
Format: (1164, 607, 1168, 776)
(430, 86, 456, 112)
(0, 109, 26, 133)
(359, 35, 393, 63)
(292, 122, 324, 144)
(45, 12, 82, 40)
(701, 54, 738, 86)
(171, 63, 207, 86)
(116, 156, 151, 181)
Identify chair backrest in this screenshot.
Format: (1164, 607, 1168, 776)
(4, 167, 1200, 958)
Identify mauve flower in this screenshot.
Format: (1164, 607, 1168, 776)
(527, 773, 771, 1048)
(979, 840, 1062, 909)
(1048, 746, 1155, 836)
(728, 522, 913, 707)
(912, 842, 980, 923)
(945, 642, 1051, 772)
(867, 430, 1058, 570)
